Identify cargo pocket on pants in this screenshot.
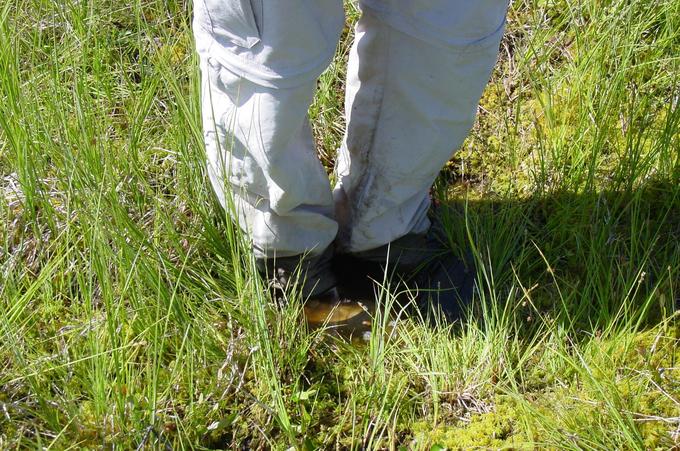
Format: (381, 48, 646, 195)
(201, 0, 262, 49)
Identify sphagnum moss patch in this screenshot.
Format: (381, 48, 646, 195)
(1, 0, 679, 449)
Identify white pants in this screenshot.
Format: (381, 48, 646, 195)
(194, 0, 508, 259)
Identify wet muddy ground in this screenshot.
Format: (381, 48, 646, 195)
(300, 254, 425, 344)
(304, 297, 376, 337)
(303, 256, 385, 339)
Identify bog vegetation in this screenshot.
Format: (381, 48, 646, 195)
(1, 0, 678, 449)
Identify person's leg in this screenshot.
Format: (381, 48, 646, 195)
(333, 0, 508, 320)
(193, 0, 344, 297)
(334, 0, 508, 256)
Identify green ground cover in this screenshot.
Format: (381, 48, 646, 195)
(1, 0, 678, 448)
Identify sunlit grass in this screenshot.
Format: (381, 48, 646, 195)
(0, 0, 678, 448)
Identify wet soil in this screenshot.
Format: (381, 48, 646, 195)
(303, 255, 385, 338)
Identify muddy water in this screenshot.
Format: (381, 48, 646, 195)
(303, 256, 384, 338)
(303, 297, 376, 336)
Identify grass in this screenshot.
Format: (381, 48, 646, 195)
(1, 0, 678, 448)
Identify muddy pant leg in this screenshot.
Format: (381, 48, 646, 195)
(193, 1, 344, 259)
(334, 0, 508, 253)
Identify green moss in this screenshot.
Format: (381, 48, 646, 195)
(640, 421, 674, 451)
(412, 398, 529, 449)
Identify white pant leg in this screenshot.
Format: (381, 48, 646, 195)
(194, 1, 344, 259)
(334, 0, 508, 253)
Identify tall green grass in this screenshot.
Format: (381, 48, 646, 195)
(1, 0, 678, 448)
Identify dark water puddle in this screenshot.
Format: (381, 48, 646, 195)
(304, 297, 376, 339)
(302, 255, 405, 341)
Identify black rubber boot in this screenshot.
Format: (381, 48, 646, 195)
(338, 220, 476, 324)
(256, 247, 375, 334)
(255, 246, 338, 301)
(408, 243, 475, 323)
